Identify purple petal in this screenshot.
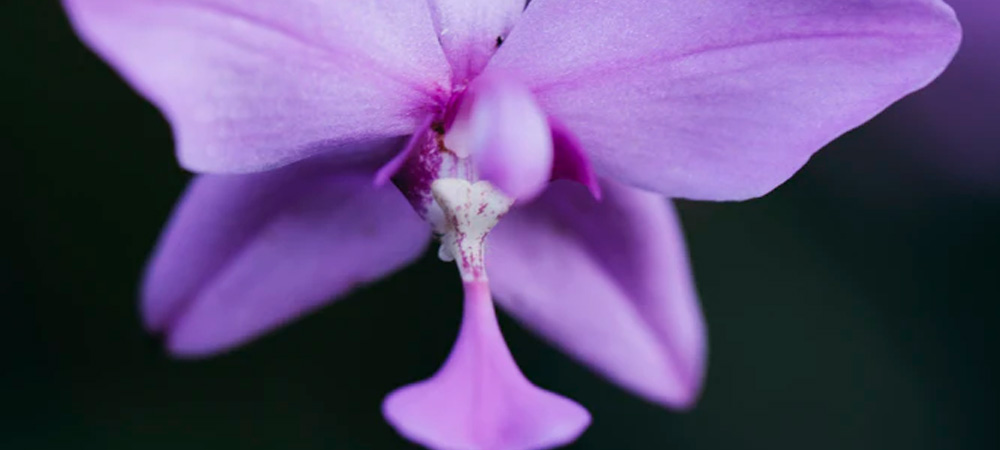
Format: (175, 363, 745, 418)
(426, 0, 525, 82)
(487, 180, 705, 408)
(445, 74, 553, 201)
(383, 281, 590, 450)
(63, 0, 451, 173)
(490, 0, 961, 200)
(142, 147, 431, 357)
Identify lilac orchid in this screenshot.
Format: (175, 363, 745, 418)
(64, 1, 959, 449)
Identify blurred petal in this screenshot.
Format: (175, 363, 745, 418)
(64, 0, 451, 173)
(444, 74, 553, 201)
(427, 0, 525, 81)
(488, 180, 705, 408)
(491, 0, 961, 200)
(882, 0, 1000, 188)
(142, 145, 432, 356)
(384, 281, 590, 450)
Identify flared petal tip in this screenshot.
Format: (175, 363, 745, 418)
(383, 380, 590, 450)
(140, 297, 232, 359)
(640, 342, 707, 412)
(142, 295, 265, 360)
(163, 329, 229, 359)
(661, 350, 708, 411)
(620, 364, 704, 412)
(663, 380, 703, 412)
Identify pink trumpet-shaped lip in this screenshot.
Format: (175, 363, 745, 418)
(383, 281, 591, 450)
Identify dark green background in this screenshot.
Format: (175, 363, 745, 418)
(5, 2, 997, 449)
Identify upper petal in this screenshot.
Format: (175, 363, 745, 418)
(426, 0, 525, 82)
(142, 145, 432, 357)
(64, 0, 451, 173)
(489, 0, 961, 200)
(488, 180, 705, 408)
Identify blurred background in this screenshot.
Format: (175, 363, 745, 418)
(4, 1, 997, 449)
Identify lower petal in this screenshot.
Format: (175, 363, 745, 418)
(488, 180, 706, 408)
(383, 281, 590, 450)
(142, 150, 432, 356)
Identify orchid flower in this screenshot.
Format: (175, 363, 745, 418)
(64, 1, 960, 449)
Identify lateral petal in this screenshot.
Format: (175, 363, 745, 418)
(488, 180, 706, 408)
(490, 0, 961, 200)
(64, 0, 451, 173)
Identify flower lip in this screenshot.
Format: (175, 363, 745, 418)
(383, 280, 591, 450)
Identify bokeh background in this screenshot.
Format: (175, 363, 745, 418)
(5, 1, 997, 449)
